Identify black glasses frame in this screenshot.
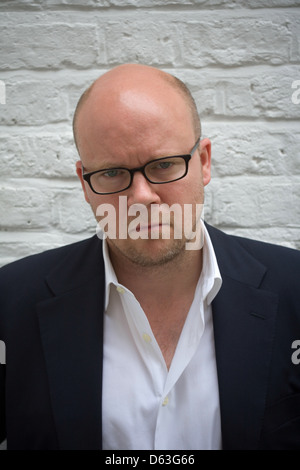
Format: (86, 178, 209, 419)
(82, 137, 200, 195)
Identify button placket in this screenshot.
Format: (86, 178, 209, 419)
(116, 286, 125, 294)
(162, 396, 169, 406)
(142, 332, 152, 344)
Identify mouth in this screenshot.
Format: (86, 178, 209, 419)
(135, 223, 163, 233)
(131, 223, 176, 242)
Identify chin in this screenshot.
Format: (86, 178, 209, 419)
(110, 238, 186, 268)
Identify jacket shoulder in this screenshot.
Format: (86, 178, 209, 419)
(0, 236, 101, 285)
(230, 231, 300, 273)
(207, 223, 300, 262)
(206, 223, 300, 286)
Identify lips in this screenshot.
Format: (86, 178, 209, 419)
(129, 222, 173, 235)
(134, 223, 162, 233)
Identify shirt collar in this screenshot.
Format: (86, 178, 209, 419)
(102, 220, 222, 310)
(200, 221, 222, 305)
(102, 237, 119, 310)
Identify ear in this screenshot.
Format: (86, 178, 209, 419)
(199, 138, 211, 187)
(75, 160, 90, 204)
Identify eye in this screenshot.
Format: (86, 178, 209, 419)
(157, 161, 173, 169)
(102, 169, 123, 178)
(150, 160, 174, 171)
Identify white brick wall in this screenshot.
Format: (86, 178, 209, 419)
(0, 0, 299, 267)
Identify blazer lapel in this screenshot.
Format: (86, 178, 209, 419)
(37, 236, 105, 450)
(207, 225, 278, 450)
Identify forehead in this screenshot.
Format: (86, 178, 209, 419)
(76, 79, 195, 169)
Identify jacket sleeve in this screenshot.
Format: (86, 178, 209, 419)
(0, 364, 6, 443)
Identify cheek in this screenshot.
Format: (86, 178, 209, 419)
(91, 195, 126, 225)
(89, 196, 101, 218)
(188, 161, 206, 200)
(166, 173, 204, 205)
(88, 195, 112, 221)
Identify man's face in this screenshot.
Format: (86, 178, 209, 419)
(75, 71, 211, 267)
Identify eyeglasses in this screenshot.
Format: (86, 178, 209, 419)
(82, 137, 200, 195)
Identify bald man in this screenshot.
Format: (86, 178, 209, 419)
(0, 64, 300, 450)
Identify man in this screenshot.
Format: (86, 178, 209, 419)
(0, 63, 300, 450)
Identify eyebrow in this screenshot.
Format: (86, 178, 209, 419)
(83, 157, 158, 173)
(83, 154, 177, 173)
(82, 140, 200, 174)
(94, 162, 123, 170)
(82, 161, 124, 173)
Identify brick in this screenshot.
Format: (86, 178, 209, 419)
(247, 73, 300, 119)
(207, 177, 300, 228)
(42, 0, 110, 6)
(181, 18, 292, 67)
(105, 16, 293, 68)
(237, 0, 300, 7)
(0, 23, 102, 70)
(52, 188, 96, 233)
(203, 123, 300, 177)
(190, 0, 300, 5)
(0, 79, 69, 125)
(0, 1, 42, 9)
(290, 17, 300, 62)
(35, 0, 300, 7)
(105, 21, 181, 66)
(0, 132, 78, 178)
(0, 185, 56, 229)
(172, 67, 300, 119)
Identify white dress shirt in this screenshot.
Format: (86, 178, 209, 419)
(102, 221, 223, 450)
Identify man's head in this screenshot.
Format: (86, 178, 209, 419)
(74, 63, 211, 267)
(73, 64, 201, 154)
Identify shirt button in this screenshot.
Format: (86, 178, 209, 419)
(116, 286, 125, 294)
(162, 396, 169, 406)
(142, 333, 152, 343)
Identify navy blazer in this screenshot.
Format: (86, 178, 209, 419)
(0, 224, 300, 450)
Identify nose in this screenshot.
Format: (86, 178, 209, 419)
(127, 171, 161, 207)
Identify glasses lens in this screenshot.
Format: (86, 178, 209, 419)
(90, 168, 131, 194)
(145, 157, 187, 183)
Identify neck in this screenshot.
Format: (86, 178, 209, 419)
(107, 242, 203, 307)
